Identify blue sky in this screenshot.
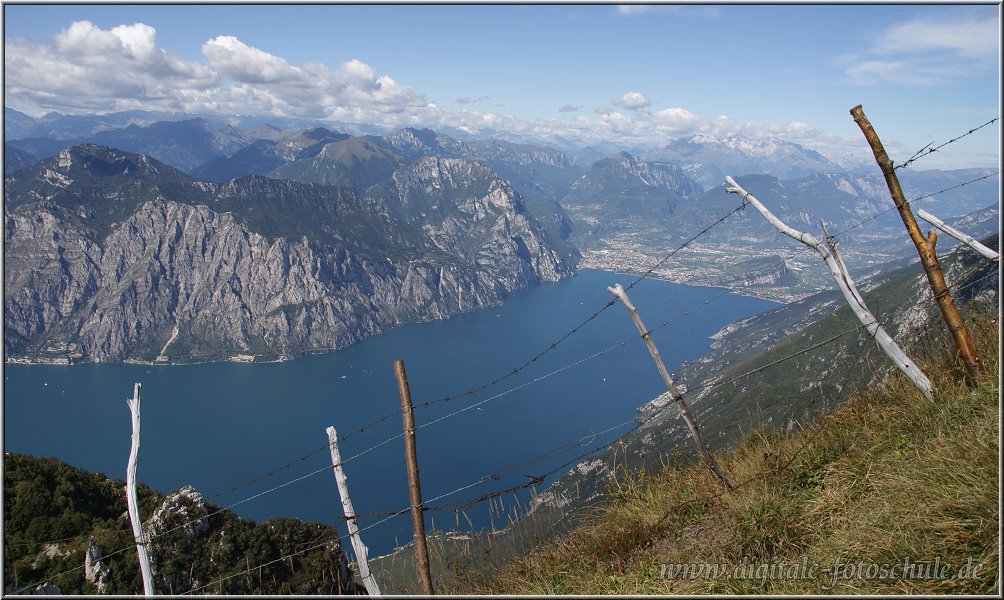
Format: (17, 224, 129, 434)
(3, 3, 1000, 168)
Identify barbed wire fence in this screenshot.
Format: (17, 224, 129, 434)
(8, 115, 999, 595)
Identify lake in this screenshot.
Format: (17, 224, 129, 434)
(3, 269, 776, 554)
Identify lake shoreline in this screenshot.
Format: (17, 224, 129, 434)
(4, 270, 778, 555)
(4, 268, 784, 368)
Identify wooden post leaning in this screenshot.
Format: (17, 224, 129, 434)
(607, 283, 736, 490)
(394, 360, 435, 595)
(326, 426, 382, 595)
(126, 383, 155, 596)
(850, 104, 986, 381)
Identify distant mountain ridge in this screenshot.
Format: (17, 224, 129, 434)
(645, 134, 846, 188)
(5, 109, 998, 305)
(4, 144, 574, 364)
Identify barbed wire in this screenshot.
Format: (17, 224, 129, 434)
(2, 276, 745, 560)
(332, 200, 749, 445)
(895, 117, 999, 171)
(650, 339, 870, 529)
(176, 434, 632, 596)
(13, 164, 997, 592)
(19, 169, 978, 549)
(11, 264, 920, 594)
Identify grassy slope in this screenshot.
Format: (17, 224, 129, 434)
(471, 316, 999, 594)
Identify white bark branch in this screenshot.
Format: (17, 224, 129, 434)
(327, 427, 381, 596)
(725, 176, 933, 401)
(917, 209, 1000, 262)
(607, 283, 736, 490)
(126, 383, 155, 596)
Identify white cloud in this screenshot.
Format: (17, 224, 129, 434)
(616, 5, 720, 18)
(202, 36, 300, 84)
(845, 59, 959, 86)
(874, 11, 999, 60)
(651, 107, 702, 133)
(4, 19, 872, 166)
(4, 20, 218, 112)
(4, 21, 430, 122)
(616, 91, 651, 110)
(616, 5, 651, 16)
(841, 9, 999, 86)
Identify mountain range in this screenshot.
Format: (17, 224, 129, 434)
(4, 144, 573, 363)
(645, 134, 847, 188)
(4, 109, 999, 363)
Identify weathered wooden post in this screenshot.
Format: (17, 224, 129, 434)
(607, 283, 736, 490)
(850, 105, 986, 380)
(394, 360, 435, 595)
(326, 427, 381, 596)
(725, 176, 934, 401)
(125, 383, 155, 596)
(916, 209, 1000, 263)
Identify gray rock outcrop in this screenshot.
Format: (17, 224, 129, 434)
(4, 145, 576, 363)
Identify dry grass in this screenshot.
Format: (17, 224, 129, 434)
(472, 316, 999, 595)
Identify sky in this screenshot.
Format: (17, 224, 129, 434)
(2, 3, 1000, 169)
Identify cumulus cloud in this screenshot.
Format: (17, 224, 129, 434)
(3, 19, 867, 165)
(616, 91, 651, 110)
(4, 20, 218, 113)
(202, 36, 300, 83)
(651, 107, 702, 133)
(4, 20, 429, 122)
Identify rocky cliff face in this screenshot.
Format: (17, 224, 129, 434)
(4, 145, 575, 364)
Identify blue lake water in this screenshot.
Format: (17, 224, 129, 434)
(3, 269, 776, 554)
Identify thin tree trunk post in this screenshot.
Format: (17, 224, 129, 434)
(394, 360, 435, 595)
(125, 383, 155, 596)
(916, 209, 1000, 262)
(725, 176, 934, 401)
(850, 105, 986, 380)
(606, 283, 736, 490)
(326, 427, 381, 596)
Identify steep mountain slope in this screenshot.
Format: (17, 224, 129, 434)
(371, 235, 1000, 595)
(478, 315, 998, 595)
(538, 235, 999, 522)
(4, 145, 574, 364)
(3, 453, 359, 595)
(575, 167, 999, 300)
(562, 152, 705, 237)
(269, 138, 405, 190)
(3, 143, 39, 175)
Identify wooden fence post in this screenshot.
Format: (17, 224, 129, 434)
(607, 283, 736, 490)
(394, 360, 435, 595)
(916, 209, 1000, 263)
(725, 176, 934, 401)
(850, 105, 987, 381)
(326, 427, 381, 596)
(125, 383, 155, 596)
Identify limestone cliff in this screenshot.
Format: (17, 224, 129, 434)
(4, 145, 576, 363)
